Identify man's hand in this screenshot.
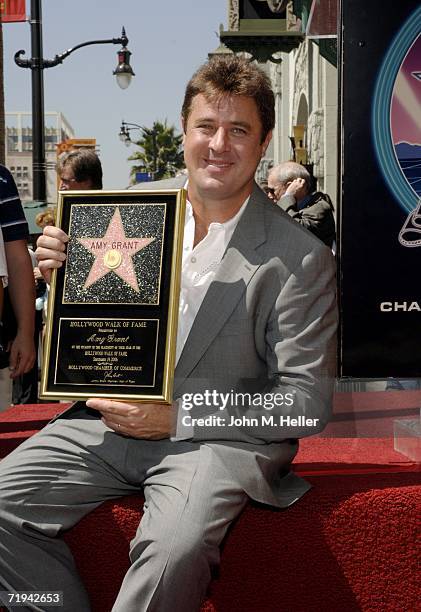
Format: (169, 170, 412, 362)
(285, 178, 307, 201)
(36, 226, 69, 283)
(86, 398, 177, 440)
(8, 329, 35, 378)
(4, 239, 36, 377)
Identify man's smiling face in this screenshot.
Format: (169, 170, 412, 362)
(183, 93, 271, 209)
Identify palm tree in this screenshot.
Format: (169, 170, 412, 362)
(128, 120, 184, 184)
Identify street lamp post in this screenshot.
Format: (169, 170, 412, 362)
(119, 120, 158, 180)
(14, 0, 135, 204)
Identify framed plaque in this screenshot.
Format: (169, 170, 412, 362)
(40, 189, 186, 403)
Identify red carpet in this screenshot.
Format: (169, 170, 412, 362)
(62, 473, 420, 612)
(0, 399, 420, 611)
(297, 437, 418, 474)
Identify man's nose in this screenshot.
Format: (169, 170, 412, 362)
(209, 127, 230, 153)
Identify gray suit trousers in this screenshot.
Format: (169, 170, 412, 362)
(0, 409, 248, 612)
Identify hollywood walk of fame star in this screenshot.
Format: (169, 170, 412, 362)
(77, 207, 155, 292)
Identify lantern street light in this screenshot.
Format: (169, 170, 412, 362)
(14, 0, 135, 204)
(119, 120, 158, 180)
(113, 44, 135, 90)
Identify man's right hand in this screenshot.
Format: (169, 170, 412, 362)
(285, 178, 307, 201)
(36, 226, 69, 284)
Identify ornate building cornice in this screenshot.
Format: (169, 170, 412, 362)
(228, 0, 240, 30)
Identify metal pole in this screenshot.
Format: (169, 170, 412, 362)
(16, 18, 132, 203)
(30, 0, 46, 203)
(151, 129, 157, 179)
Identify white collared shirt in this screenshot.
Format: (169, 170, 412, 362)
(172, 195, 249, 440)
(176, 196, 249, 363)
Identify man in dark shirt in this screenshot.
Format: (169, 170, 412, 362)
(0, 165, 35, 378)
(267, 161, 336, 248)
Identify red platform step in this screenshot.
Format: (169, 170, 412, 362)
(1, 401, 419, 611)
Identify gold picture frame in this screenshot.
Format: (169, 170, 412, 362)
(40, 188, 186, 403)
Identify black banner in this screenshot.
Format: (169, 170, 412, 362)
(339, 1, 421, 377)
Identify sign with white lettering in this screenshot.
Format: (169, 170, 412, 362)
(339, 1, 421, 376)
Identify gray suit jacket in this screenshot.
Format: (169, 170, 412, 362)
(132, 178, 337, 507)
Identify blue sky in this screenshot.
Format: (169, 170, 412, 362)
(3, 0, 227, 188)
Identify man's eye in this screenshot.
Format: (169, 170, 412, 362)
(232, 128, 247, 136)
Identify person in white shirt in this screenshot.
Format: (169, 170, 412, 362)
(0, 56, 337, 611)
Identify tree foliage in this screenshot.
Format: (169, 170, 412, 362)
(128, 120, 184, 183)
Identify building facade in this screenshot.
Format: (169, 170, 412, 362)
(269, 37, 337, 201)
(220, 0, 338, 205)
(6, 111, 74, 204)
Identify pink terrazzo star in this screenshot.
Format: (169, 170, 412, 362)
(77, 207, 155, 292)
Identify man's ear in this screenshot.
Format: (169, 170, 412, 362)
(261, 130, 272, 156)
(181, 115, 186, 144)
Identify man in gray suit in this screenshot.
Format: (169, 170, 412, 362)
(0, 56, 337, 611)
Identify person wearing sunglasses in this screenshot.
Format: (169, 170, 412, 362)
(267, 161, 336, 249)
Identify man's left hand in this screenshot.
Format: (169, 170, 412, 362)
(86, 398, 176, 439)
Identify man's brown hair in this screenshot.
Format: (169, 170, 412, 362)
(181, 55, 275, 143)
(57, 149, 103, 189)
